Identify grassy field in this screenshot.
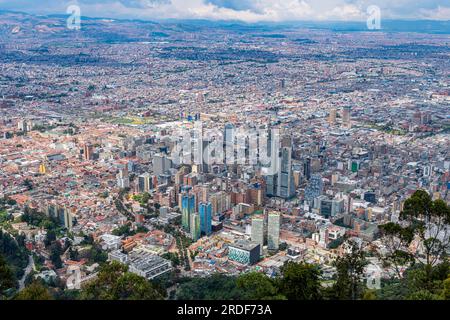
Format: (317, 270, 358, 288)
(106, 116, 156, 125)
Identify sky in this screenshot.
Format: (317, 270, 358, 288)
(0, 0, 449, 22)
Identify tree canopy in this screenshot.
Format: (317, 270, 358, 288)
(14, 281, 53, 300)
(0, 254, 16, 297)
(80, 261, 163, 300)
(278, 261, 323, 300)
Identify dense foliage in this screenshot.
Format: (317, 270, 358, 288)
(80, 261, 164, 300)
(0, 230, 29, 279)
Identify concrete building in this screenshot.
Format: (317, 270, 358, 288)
(228, 240, 260, 265)
(128, 250, 172, 280)
(190, 212, 201, 241)
(199, 202, 212, 236)
(267, 212, 281, 251)
(251, 215, 264, 255)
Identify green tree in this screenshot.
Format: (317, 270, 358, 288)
(0, 230, 29, 278)
(177, 274, 243, 300)
(112, 224, 134, 237)
(404, 191, 450, 263)
(44, 230, 57, 247)
(278, 261, 322, 300)
(50, 242, 63, 269)
(22, 178, 34, 191)
(405, 261, 450, 298)
(331, 240, 368, 300)
(161, 252, 180, 267)
(441, 276, 450, 300)
(362, 289, 377, 300)
(88, 245, 108, 264)
(400, 190, 450, 287)
(14, 281, 53, 300)
(237, 272, 285, 300)
(376, 191, 450, 297)
(80, 261, 163, 300)
(0, 254, 16, 297)
(377, 222, 415, 278)
(69, 247, 79, 261)
(407, 289, 442, 300)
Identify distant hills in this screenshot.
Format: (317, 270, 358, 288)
(0, 9, 449, 34)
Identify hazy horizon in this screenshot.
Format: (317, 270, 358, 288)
(0, 0, 449, 23)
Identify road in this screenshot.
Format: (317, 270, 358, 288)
(19, 255, 35, 291)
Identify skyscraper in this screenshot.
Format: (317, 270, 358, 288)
(84, 143, 94, 161)
(181, 194, 195, 231)
(263, 128, 279, 197)
(267, 212, 281, 251)
(251, 215, 264, 256)
(276, 135, 296, 199)
(18, 120, 28, 132)
(117, 167, 130, 189)
(152, 154, 172, 176)
(190, 212, 201, 241)
(49, 205, 73, 231)
(329, 108, 337, 124)
(199, 202, 212, 236)
(265, 174, 277, 197)
(304, 158, 311, 181)
(342, 106, 351, 129)
(224, 123, 235, 165)
(138, 173, 152, 193)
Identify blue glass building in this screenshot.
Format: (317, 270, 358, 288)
(199, 202, 212, 236)
(181, 194, 195, 231)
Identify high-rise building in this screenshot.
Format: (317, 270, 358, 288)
(18, 120, 28, 132)
(224, 123, 235, 165)
(83, 143, 94, 161)
(152, 154, 172, 176)
(293, 170, 301, 189)
(304, 158, 311, 181)
(264, 174, 277, 197)
(138, 173, 152, 193)
(190, 212, 201, 241)
(342, 106, 351, 128)
(199, 202, 212, 236)
(276, 135, 296, 199)
(210, 191, 230, 215)
(267, 212, 281, 251)
(127, 161, 136, 173)
(329, 108, 337, 124)
(363, 191, 376, 204)
(319, 198, 345, 218)
(46, 205, 73, 231)
(117, 167, 130, 189)
(263, 127, 279, 196)
(181, 194, 195, 231)
(251, 215, 264, 256)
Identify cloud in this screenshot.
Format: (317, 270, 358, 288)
(0, 0, 449, 22)
(420, 5, 450, 20)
